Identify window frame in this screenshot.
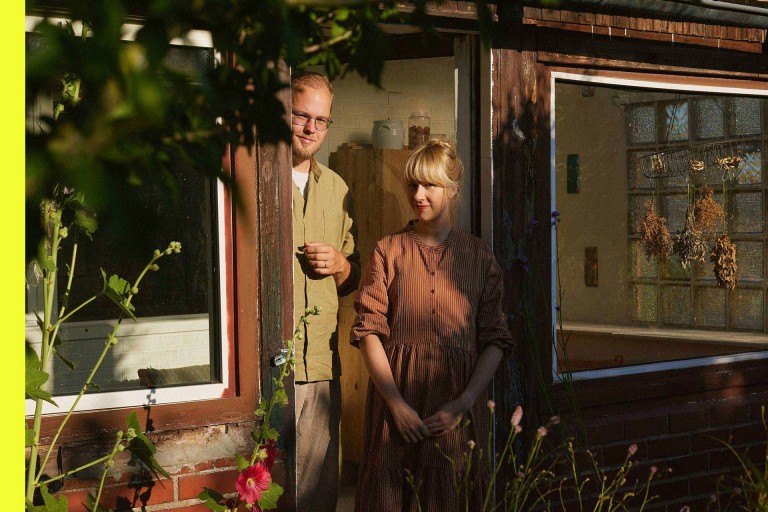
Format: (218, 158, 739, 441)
(26, 16, 291, 442)
(549, 70, 768, 384)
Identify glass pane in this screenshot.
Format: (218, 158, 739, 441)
(730, 288, 764, 330)
(661, 101, 689, 142)
(695, 287, 726, 328)
(693, 97, 725, 140)
(736, 142, 762, 185)
(628, 150, 656, 189)
(629, 195, 653, 234)
(631, 284, 657, 323)
(734, 241, 764, 282)
(662, 254, 691, 281)
(627, 103, 656, 145)
(728, 97, 762, 137)
(662, 194, 689, 234)
(630, 240, 657, 278)
(662, 285, 692, 325)
(730, 192, 763, 234)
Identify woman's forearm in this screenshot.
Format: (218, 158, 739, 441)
(358, 334, 405, 408)
(456, 344, 504, 411)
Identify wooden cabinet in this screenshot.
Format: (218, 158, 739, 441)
(330, 147, 414, 473)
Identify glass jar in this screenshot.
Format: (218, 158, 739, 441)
(408, 111, 431, 149)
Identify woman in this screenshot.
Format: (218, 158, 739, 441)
(351, 140, 514, 512)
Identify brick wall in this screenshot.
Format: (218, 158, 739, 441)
(574, 388, 768, 511)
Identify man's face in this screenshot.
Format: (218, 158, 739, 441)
(291, 85, 332, 164)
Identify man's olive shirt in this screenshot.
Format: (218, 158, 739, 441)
(292, 158, 360, 382)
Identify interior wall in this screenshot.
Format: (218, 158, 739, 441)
(555, 83, 629, 325)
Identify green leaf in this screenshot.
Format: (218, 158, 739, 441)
(258, 481, 283, 511)
(101, 269, 136, 319)
(235, 453, 249, 472)
(272, 388, 288, 407)
(26, 428, 36, 447)
(52, 347, 76, 371)
(25, 344, 57, 406)
(40, 483, 69, 512)
(196, 488, 228, 511)
(125, 412, 170, 480)
(85, 492, 111, 512)
(73, 210, 98, 240)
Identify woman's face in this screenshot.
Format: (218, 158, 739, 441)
(407, 181, 454, 225)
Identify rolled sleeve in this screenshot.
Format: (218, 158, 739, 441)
(476, 252, 515, 353)
(350, 244, 390, 347)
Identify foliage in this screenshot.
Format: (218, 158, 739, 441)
(414, 405, 662, 512)
(197, 306, 320, 511)
(707, 406, 768, 512)
(25, 185, 178, 511)
(25, 0, 495, 260)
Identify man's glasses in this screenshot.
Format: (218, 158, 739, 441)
(292, 112, 333, 132)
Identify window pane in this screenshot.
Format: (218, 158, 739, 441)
(555, 80, 767, 373)
(694, 97, 726, 140)
(728, 97, 762, 137)
(26, 42, 221, 396)
(626, 103, 656, 145)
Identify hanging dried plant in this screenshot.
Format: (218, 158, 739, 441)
(689, 158, 705, 175)
(716, 155, 742, 171)
(673, 215, 708, 269)
(640, 201, 673, 262)
(710, 235, 737, 290)
(693, 186, 726, 234)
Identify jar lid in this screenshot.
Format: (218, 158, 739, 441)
(409, 111, 429, 117)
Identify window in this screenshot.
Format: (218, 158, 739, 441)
(25, 21, 233, 414)
(551, 74, 768, 377)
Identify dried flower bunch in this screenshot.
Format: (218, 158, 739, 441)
(716, 155, 742, 171)
(674, 214, 709, 269)
(689, 158, 705, 175)
(693, 186, 726, 233)
(640, 201, 673, 262)
(711, 235, 738, 290)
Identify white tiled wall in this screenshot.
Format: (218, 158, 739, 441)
(310, 57, 457, 167)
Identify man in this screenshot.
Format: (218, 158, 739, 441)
(290, 70, 360, 511)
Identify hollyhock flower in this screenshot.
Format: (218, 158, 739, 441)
(537, 426, 548, 438)
(511, 405, 523, 428)
(628, 444, 638, 456)
(258, 439, 277, 470)
(236, 463, 271, 504)
(650, 466, 658, 475)
(487, 400, 495, 412)
(515, 425, 522, 434)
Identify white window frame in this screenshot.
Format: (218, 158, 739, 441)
(549, 71, 768, 382)
(25, 17, 232, 414)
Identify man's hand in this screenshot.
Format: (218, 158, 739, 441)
(303, 242, 346, 276)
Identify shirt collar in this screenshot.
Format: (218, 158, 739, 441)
(309, 158, 323, 181)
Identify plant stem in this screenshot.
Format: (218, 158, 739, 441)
(54, 292, 103, 326)
(92, 434, 124, 509)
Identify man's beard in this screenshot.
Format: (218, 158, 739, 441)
(292, 140, 319, 161)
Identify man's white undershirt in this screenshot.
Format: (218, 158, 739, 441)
(292, 169, 310, 199)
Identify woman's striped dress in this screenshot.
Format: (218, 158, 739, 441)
(351, 222, 514, 512)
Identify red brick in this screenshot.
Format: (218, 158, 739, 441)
(690, 474, 722, 495)
(648, 477, 689, 503)
(63, 479, 175, 512)
(602, 442, 645, 466)
(625, 415, 668, 440)
(663, 453, 709, 476)
(669, 409, 710, 433)
(709, 448, 744, 471)
(170, 457, 237, 476)
(647, 435, 691, 459)
(178, 469, 240, 501)
(691, 429, 732, 452)
(731, 422, 767, 447)
(710, 401, 751, 427)
(174, 503, 246, 512)
(585, 419, 624, 444)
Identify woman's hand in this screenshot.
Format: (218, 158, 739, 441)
(423, 396, 471, 437)
(389, 400, 430, 443)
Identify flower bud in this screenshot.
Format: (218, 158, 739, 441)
(467, 440, 476, 450)
(150, 264, 160, 271)
(487, 400, 495, 412)
(59, 227, 69, 238)
(117, 444, 126, 452)
(131, 286, 139, 295)
(153, 249, 161, 258)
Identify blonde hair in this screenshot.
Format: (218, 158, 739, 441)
(291, 71, 334, 101)
(404, 139, 463, 192)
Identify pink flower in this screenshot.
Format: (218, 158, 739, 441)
(514, 425, 522, 434)
(511, 406, 523, 428)
(487, 400, 496, 412)
(650, 466, 658, 475)
(236, 463, 271, 504)
(537, 426, 548, 438)
(468, 440, 476, 450)
(628, 444, 638, 456)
